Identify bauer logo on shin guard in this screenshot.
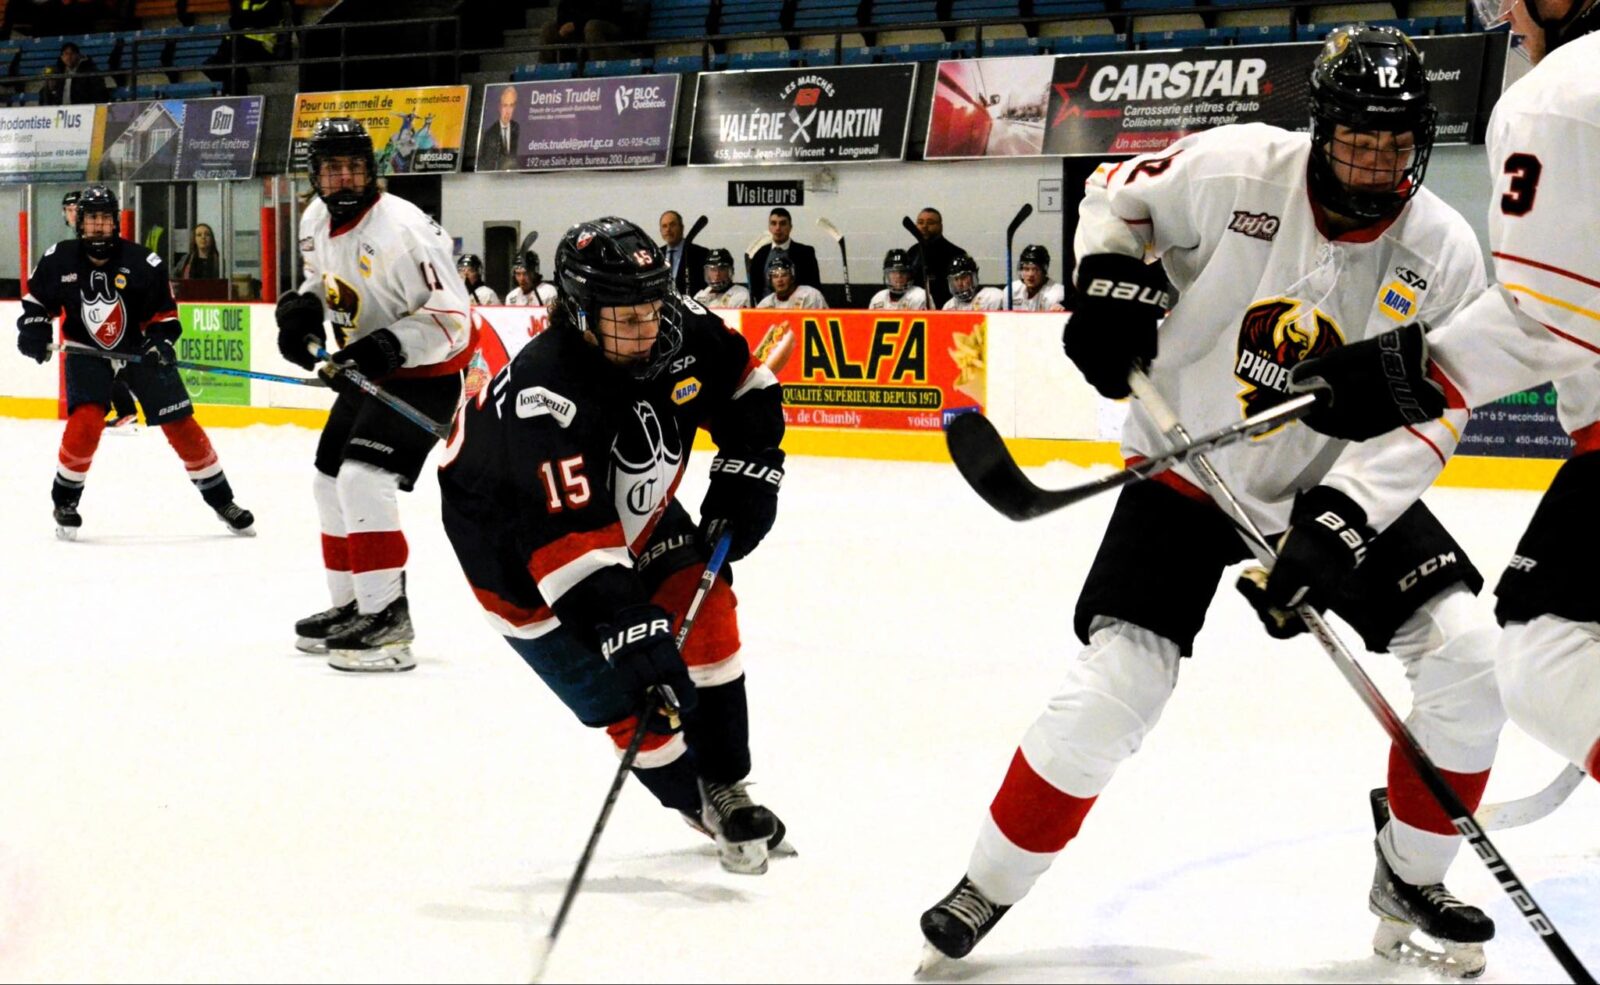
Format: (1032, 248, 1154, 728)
(601, 617, 672, 660)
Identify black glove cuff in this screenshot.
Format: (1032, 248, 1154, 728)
(1289, 485, 1373, 561)
(598, 604, 675, 663)
(1074, 253, 1171, 311)
(145, 321, 180, 346)
(709, 449, 785, 490)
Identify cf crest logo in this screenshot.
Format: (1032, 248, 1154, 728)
(1234, 298, 1344, 426)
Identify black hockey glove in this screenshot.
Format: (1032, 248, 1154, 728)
(1235, 485, 1374, 639)
(698, 449, 785, 563)
(320, 329, 405, 395)
(1062, 253, 1168, 399)
(1288, 322, 1446, 441)
(16, 302, 52, 364)
(599, 604, 697, 713)
(142, 326, 178, 367)
(274, 290, 326, 371)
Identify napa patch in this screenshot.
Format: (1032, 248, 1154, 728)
(671, 376, 701, 405)
(1379, 281, 1416, 321)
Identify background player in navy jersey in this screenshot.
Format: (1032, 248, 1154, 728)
(438, 217, 789, 874)
(16, 184, 254, 539)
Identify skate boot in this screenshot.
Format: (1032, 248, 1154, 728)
(326, 597, 415, 672)
(295, 600, 360, 654)
(53, 504, 82, 541)
(918, 876, 1011, 971)
(681, 804, 790, 854)
(1369, 789, 1493, 978)
(214, 502, 256, 536)
(698, 778, 780, 874)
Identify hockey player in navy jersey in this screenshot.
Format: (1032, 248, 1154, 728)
(438, 216, 790, 874)
(920, 27, 1510, 977)
(16, 184, 254, 539)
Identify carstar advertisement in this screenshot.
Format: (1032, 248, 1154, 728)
(475, 75, 678, 172)
(927, 35, 1487, 159)
(735, 309, 985, 430)
(689, 64, 916, 166)
(288, 86, 470, 174)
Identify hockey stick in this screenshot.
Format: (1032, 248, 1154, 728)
(1476, 763, 1587, 830)
(309, 343, 452, 441)
(1004, 203, 1033, 310)
(1127, 371, 1594, 985)
(52, 342, 327, 387)
(817, 217, 851, 304)
(901, 215, 934, 309)
(520, 230, 539, 252)
(529, 531, 735, 983)
(944, 394, 1319, 520)
(684, 214, 708, 244)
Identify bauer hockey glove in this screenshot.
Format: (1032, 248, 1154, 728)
(1235, 485, 1373, 638)
(1288, 322, 1446, 441)
(274, 291, 326, 371)
(320, 329, 405, 394)
(698, 449, 785, 563)
(16, 302, 52, 364)
(142, 326, 178, 367)
(599, 604, 697, 714)
(1062, 253, 1168, 400)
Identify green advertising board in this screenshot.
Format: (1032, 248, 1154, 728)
(177, 304, 252, 406)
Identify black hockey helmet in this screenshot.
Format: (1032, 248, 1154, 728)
(948, 252, 980, 301)
(704, 247, 734, 290)
(307, 117, 378, 223)
(1308, 25, 1436, 222)
(554, 216, 681, 378)
(75, 184, 119, 261)
(456, 253, 483, 273)
(883, 247, 913, 291)
(61, 189, 81, 228)
(1019, 244, 1050, 272)
(518, 249, 541, 282)
(705, 247, 734, 270)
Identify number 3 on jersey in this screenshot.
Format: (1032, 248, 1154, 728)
(1500, 152, 1542, 217)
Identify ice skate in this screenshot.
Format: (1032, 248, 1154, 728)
(105, 414, 141, 435)
(917, 876, 1011, 973)
(326, 597, 415, 672)
(698, 779, 781, 874)
(681, 800, 794, 859)
(214, 502, 256, 536)
(53, 504, 81, 541)
(295, 600, 360, 654)
(1369, 789, 1493, 978)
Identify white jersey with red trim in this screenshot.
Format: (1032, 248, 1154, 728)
(1007, 279, 1066, 311)
(468, 284, 502, 305)
(1076, 123, 1486, 532)
(944, 287, 1005, 311)
(297, 193, 473, 371)
(869, 286, 930, 310)
(756, 285, 827, 310)
(506, 283, 559, 307)
(694, 283, 752, 309)
(1334, 34, 1600, 506)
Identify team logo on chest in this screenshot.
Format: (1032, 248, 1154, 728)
(611, 400, 684, 549)
(80, 270, 126, 348)
(1234, 297, 1344, 424)
(323, 273, 362, 345)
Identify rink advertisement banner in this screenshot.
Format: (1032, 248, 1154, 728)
(925, 35, 1487, 159)
(474, 76, 678, 172)
(0, 105, 102, 183)
(288, 86, 470, 175)
(94, 97, 264, 182)
(735, 309, 985, 430)
(1459, 385, 1574, 459)
(176, 304, 252, 406)
(688, 64, 916, 166)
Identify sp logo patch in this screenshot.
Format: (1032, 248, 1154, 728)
(1234, 297, 1344, 426)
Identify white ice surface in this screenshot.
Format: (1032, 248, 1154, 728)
(0, 418, 1593, 984)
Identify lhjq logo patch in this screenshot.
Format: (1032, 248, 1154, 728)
(671, 376, 701, 405)
(1234, 297, 1344, 427)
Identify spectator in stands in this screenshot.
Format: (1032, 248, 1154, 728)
(477, 86, 520, 172)
(907, 207, 966, 309)
(747, 208, 821, 300)
(208, 0, 292, 95)
(177, 223, 223, 280)
(539, 0, 628, 64)
(41, 43, 110, 107)
(659, 210, 710, 297)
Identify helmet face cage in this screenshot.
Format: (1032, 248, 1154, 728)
(555, 217, 681, 379)
(1307, 26, 1437, 222)
(75, 184, 119, 260)
(948, 254, 979, 301)
(704, 248, 734, 290)
(766, 253, 796, 292)
(883, 249, 912, 291)
(457, 254, 483, 284)
(308, 117, 378, 221)
(1019, 245, 1050, 280)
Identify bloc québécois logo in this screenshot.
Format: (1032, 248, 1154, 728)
(1234, 297, 1343, 427)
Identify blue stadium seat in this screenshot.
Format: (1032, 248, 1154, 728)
(162, 80, 224, 98)
(1031, 0, 1107, 13)
(123, 28, 172, 72)
(512, 63, 579, 81)
(720, 0, 787, 34)
(950, 0, 1021, 19)
(872, 40, 978, 62)
(168, 25, 225, 70)
(654, 53, 705, 73)
(1046, 33, 1128, 53)
(650, 0, 713, 39)
(1435, 13, 1469, 32)
(840, 45, 878, 63)
(1120, 0, 1202, 9)
(982, 36, 1053, 56)
(1137, 27, 1235, 48)
(727, 49, 794, 69)
(18, 35, 116, 78)
(869, 0, 939, 25)
(1233, 24, 1295, 45)
(583, 57, 654, 77)
(794, 47, 841, 65)
(794, 0, 862, 30)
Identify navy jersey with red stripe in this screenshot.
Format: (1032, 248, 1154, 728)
(438, 297, 783, 643)
(23, 238, 180, 353)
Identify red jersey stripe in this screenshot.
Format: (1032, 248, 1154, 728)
(528, 523, 627, 583)
(1493, 252, 1600, 291)
(1404, 425, 1446, 466)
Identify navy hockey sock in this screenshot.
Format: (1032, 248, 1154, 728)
(683, 676, 753, 785)
(630, 753, 702, 814)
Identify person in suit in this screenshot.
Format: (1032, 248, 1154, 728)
(660, 210, 710, 297)
(906, 207, 966, 310)
(478, 86, 521, 172)
(746, 207, 821, 301)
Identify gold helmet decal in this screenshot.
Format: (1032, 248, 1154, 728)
(322, 273, 361, 346)
(1234, 298, 1344, 423)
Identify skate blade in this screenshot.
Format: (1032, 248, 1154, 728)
(770, 838, 798, 858)
(55, 525, 78, 542)
(1373, 917, 1486, 979)
(715, 835, 770, 875)
(915, 941, 953, 976)
(328, 644, 416, 673)
(220, 518, 257, 537)
(294, 637, 329, 655)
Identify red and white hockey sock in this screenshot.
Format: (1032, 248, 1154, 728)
(54, 405, 107, 505)
(1383, 745, 1490, 886)
(314, 471, 355, 607)
(969, 747, 1099, 905)
(160, 417, 234, 509)
(652, 565, 743, 687)
(336, 461, 406, 614)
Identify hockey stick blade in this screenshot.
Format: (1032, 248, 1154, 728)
(817, 216, 843, 242)
(946, 394, 1320, 521)
(1006, 203, 1033, 238)
(1479, 764, 1586, 830)
(901, 215, 922, 242)
(685, 214, 708, 244)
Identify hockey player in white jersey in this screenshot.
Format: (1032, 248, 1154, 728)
(1007, 244, 1066, 311)
(457, 253, 501, 305)
(692, 248, 752, 308)
(504, 251, 557, 306)
(869, 248, 929, 310)
(755, 252, 826, 310)
(942, 253, 1004, 311)
(1269, 1, 1600, 790)
(274, 117, 475, 672)
(921, 27, 1508, 977)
